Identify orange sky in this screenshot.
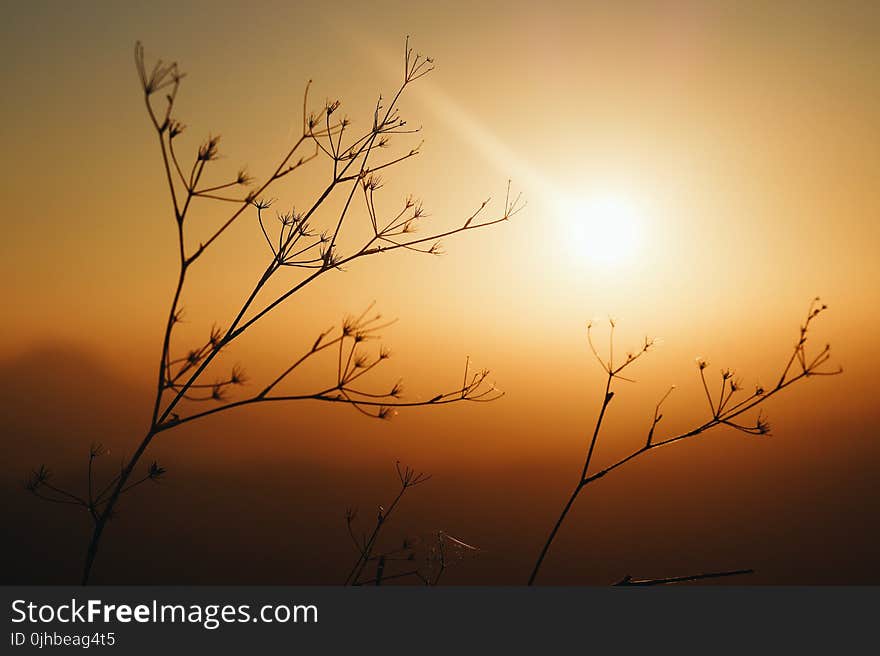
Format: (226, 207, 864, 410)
(2, 1, 879, 584)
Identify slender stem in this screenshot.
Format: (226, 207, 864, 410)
(528, 308, 839, 585)
(87, 456, 94, 509)
(529, 372, 616, 585)
(614, 569, 754, 586)
(345, 486, 407, 585)
(527, 482, 582, 586)
(359, 569, 422, 586)
(700, 367, 715, 415)
(81, 430, 154, 584)
(151, 265, 187, 427)
(77, 42, 509, 585)
(374, 556, 385, 586)
(582, 375, 614, 480)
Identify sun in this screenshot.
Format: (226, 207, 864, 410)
(557, 193, 645, 267)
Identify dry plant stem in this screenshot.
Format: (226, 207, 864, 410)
(527, 302, 840, 585)
(344, 463, 430, 586)
(63, 40, 518, 585)
(345, 486, 408, 585)
(613, 568, 754, 586)
(348, 528, 474, 586)
(360, 568, 419, 586)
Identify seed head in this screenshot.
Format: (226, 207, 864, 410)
(197, 135, 221, 161)
(148, 461, 167, 481)
(236, 168, 253, 185)
(230, 365, 247, 385)
(211, 384, 227, 401)
(168, 120, 186, 139)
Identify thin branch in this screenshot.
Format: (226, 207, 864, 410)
(528, 301, 840, 585)
(614, 569, 755, 586)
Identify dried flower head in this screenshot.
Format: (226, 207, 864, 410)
(236, 168, 253, 185)
(24, 465, 51, 492)
(197, 135, 221, 161)
(230, 365, 247, 385)
(209, 325, 224, 349)
(135, 42, 185, 96)
(211, 384, 227, 401)
(168, 120, 186, 139)
(148, 461, 167, 481)
(252, 197, 275, 210)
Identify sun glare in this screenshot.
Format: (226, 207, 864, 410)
(558, 194, 645, 267)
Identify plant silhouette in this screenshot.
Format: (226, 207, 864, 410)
(528, 298, 842, 584)
(25, 39, 520, 585)
(343, 461, 479, 586)
(21, 39, 843, 588)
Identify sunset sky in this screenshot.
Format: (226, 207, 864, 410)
(2, 1, 878, 584)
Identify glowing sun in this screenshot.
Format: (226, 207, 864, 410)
(558, 193, 645, 267)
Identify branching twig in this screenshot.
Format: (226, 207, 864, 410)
(528, 299, 841, 585)
(28, 39, 514, 585)
(614, 569, 755, 586)
(344, 461, 431, 585)
(343, 465, 478, 586)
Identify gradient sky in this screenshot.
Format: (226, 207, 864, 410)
(2, 1, 878, 584)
